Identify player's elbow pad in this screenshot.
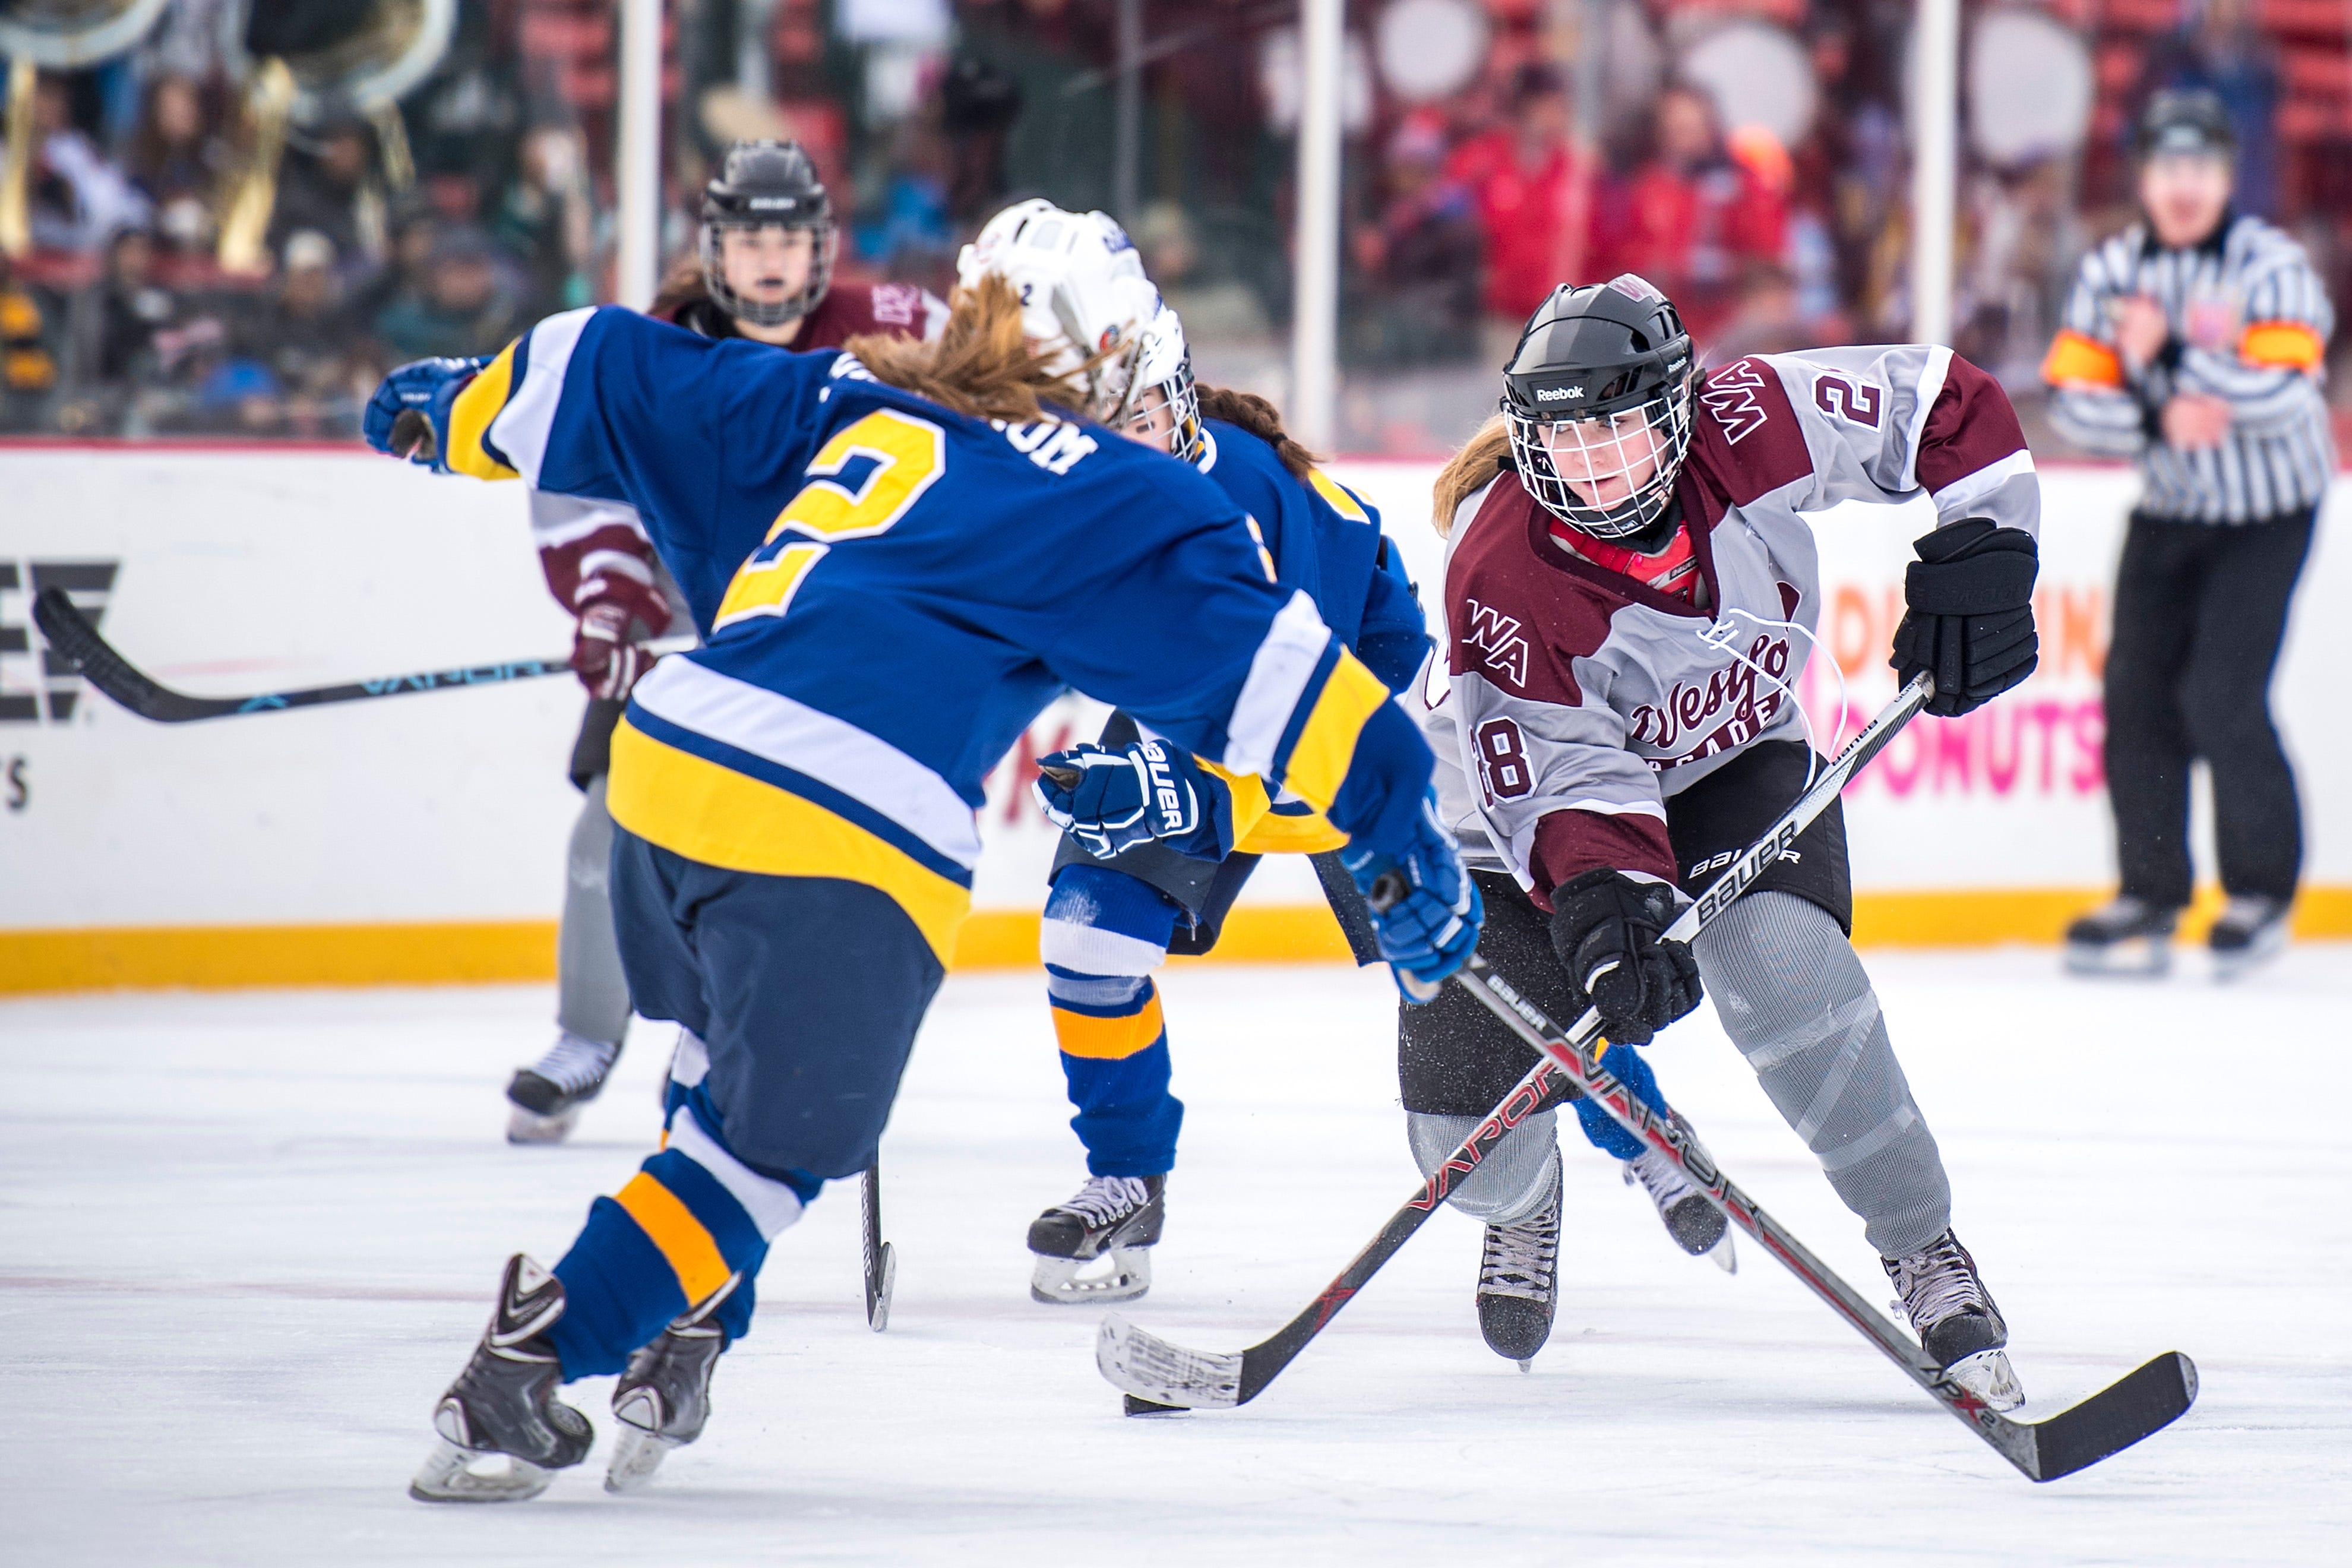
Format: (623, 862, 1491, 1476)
(1323, 700, 1435, 858)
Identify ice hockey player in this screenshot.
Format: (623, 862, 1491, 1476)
(506, 138, 947, 1144)
(981, 204, 1731, 1338)
(364, 271, 1478, 1500)
(957, 201, 1427, 1304)
(1417, 274, 2041, 1406)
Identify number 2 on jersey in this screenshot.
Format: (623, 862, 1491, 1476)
(713, 409, 946, 631)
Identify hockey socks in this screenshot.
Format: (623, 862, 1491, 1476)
(547, 1086, 814, 1379)
(1042, 865, 1186, 1177)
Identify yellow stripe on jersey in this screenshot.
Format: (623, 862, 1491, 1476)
(1052, 989, 1167, 1061)
(605, 719, 972, 965)
(444, 340, 521, 480)
(1305, 468, 1371, 523)
(1277, 650, 1393, 815)
(612, 1171, 734, 1303)
(1197, 758, 1349, 855)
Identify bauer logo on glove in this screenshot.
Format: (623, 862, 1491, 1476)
(1034, 739, 1234, 862)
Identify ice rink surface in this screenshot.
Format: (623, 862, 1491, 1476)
(4, 947, 2347, 1566)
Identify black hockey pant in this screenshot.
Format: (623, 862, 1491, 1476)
(2103, 507, 2315, 909)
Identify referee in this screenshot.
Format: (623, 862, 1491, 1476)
(2044, 89, 2333, 979)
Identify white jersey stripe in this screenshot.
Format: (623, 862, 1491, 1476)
(630, 657, 984, 868)
(1222, 590, 1336, 779)
(489, 306, 595, 486)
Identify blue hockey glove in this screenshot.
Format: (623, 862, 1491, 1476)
(1340, 792, 1482, 1004)
(365, 355, 491, 473)
(1035, 739, 1234, 862)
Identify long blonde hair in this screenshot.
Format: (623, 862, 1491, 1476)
(1431, 416, 1512, 537)
(845, 274, 1102, 425)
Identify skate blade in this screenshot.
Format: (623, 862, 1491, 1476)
(505, 1105, 582, 1145)
(2062, 938, 2170, 978)
(1096, 1313, 1241, 1409)
(1031, 1247, 1152, 1306)
(604, 1425, 682, 1493)
(1946, 1346, 2025, 1412)
(2211, 930, 2287, 983)
(1708, 1231, 1738, 1274)
(409, 1436, 558, 1503)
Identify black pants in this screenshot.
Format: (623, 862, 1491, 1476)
(2104, 508, 2315, 908)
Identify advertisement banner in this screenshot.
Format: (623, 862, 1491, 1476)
(1, 449, 2344, 991)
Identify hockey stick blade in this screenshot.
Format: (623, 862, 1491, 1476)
(1459, 962, 2198, 1480)
(1093, 681, 1939, 1417)
(861, 1162, 894, 1333)
(1099, 1314, 1243, 1409)
(33, 585, 583, 723)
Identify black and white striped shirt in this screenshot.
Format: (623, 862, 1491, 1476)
(2044, 213, 2334, 524)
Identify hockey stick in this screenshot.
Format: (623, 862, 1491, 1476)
(31, 586, 687, 723)
(1096, 675, 1933, 1415)
(861, 1159, 896, 1333)
(1099, 674, 2194, 1477)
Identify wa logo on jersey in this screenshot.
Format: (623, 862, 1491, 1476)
(1459, 599, 1530, 689)
(1699, 359, 1773, 445)
(0, 559, 119, 724)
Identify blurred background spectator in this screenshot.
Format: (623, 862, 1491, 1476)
(0, 0, 2341, 453)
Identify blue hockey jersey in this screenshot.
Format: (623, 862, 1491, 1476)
(1194, 419, 1427, 693)
(435, 306, 1431, 962)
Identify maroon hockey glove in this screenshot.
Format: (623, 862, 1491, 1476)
(1890, 518, 2039, 718)
(1547, 868, 1703, 1047)
(571, 602, 656, 701)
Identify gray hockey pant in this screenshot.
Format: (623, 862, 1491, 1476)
(1405, 1109, 1561, 1226)
(558, 774, 634, 1049)
(1693, 891, 1949, 1259)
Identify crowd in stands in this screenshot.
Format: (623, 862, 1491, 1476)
(1, 0, 2345, 454)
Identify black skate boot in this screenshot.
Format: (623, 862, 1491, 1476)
(2062, 897, 2177, 978)
(2209, 896, 2289, 981)
(606, 1272, 740, 1492)
(1883, 1229, 2024, 1412)
(1624, 1146, 1734, 1271)
(1477, 1159, 1561, 1369)
(409, 1254, 593, 1502)
(1028, 1175, 1165, 1305)
(505, 1030, 621, 1145)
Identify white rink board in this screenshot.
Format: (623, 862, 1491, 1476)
(0, 450, 2344, 933)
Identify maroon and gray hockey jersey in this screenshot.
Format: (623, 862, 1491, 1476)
(1424, 345, 2038, 910)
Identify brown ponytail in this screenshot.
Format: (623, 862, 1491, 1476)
(1431, 416, 1512, 537)
(844, 273, 1099, 425)
(1194, 384, 1320, 480)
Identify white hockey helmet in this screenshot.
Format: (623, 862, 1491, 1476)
(957, 201, 1202, 461)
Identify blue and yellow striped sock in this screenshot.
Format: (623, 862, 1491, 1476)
(1042, 865, 1184, 1178)
(547, 1077, 815, 1379)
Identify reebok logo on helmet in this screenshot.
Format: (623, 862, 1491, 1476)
(1534, 385, 1585, 402)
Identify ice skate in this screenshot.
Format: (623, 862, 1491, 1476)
(606, 1273, 739, 1492)
(1029, 1175, 1164, 1305)
(1477, 1160, 1561, 1369)
(2208, 896, 2288, 981)
(409, 1255, 593, 1503)
(505, 1030, 621, 1144)
(2062, 898, 2177, 978)
(1883, 1229, 2023, 1412)
(1624, 1146, 1734, 1272)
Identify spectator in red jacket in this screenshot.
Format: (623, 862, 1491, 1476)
(1443, 64, 1598, 336)
(1601, 83, 1788, 350)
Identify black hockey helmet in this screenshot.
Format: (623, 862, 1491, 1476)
(699, 140, 837, 327)
(2135, 88, 2236, 163)
(1501, 273, 1696, 539)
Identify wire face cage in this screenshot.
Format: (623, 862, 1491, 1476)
(1504, 373, 1693, 539)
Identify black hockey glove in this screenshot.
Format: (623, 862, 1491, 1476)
(1547, 868, 1703, 1047)
(1889, 518, 2039, 718)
